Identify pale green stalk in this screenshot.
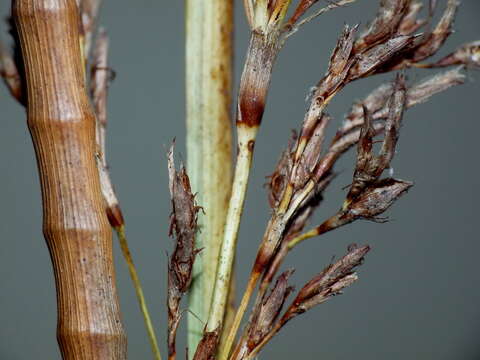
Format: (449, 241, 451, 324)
(185, 0, 233, 355)
(206, 126, 258, 335)
(116, 226, 162, 360)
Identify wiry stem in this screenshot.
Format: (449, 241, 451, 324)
(207, 126, 258, 334)
(218, 271, 259, 360)
(116, 227, 162, 360)
(207, 31, 279, 340)
(287, 224, 329, 249)
(219, 266, 238, 352)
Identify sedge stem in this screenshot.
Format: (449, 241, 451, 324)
(207, 126, 258, 334)
(287, 228, 320, 249)
(218, 271, 260, 360)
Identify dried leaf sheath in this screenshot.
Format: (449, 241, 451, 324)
(167, 146, 200, 360)
(90, 29, 124, 228)
(12, 0, 126, 358)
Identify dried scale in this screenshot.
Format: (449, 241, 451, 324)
(167, 146, 201, 360)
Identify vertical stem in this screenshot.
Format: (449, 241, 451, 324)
(206, 126, 258, 334)
(185, 0, 234, 354)
(218, 259, 237, 352)
(218, 271, 259, 360)
(207, 30, 278, 342)
(13, 0, 127, 358)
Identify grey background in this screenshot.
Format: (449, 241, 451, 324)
(1, 1, 479, 359)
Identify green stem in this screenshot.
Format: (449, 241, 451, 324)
(207, 126, 258, 333)
(185, 0, 234, 355)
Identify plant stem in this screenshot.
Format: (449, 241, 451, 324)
(13, 0, 126, 358)
(209, 31, 279, 352)
(218, 265, 238, 351)
(221, 171, 317, 358)
(207, 125, 258, 333)
(185, 0, 234, 354)
(116, 226, 162, 360)
(218, 271, 260, 360)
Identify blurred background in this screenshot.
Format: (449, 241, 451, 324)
(1, 1, 479, 359)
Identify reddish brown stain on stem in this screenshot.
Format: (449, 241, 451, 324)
(13, 0, 127, 358)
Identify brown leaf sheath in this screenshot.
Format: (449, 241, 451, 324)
(237, 31, 279, 128)
(90, 29, 125, 228)
(12, 0, 127, 359)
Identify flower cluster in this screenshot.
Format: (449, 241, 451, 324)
(167, 146, 201, 360)
(222, 1, 479, 359)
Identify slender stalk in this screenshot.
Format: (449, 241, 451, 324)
(218, 266, 238, 352)
(287, 225, 327, 249)
(210, 30, 279, 354)
(219, 221, 281, 360)
(12, 0, 126, 358)
(218, 271, 259, 360)
(185, 0, 234, 353)
(207, 125, 258, 333)
(116, 226, 162, 360)
(222, 159, 317, 358)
